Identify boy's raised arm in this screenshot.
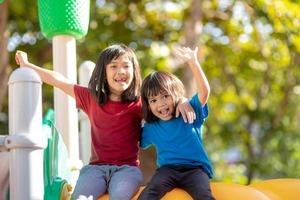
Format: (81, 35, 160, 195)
(15, 50, 75, 98)
(174, 46, 210, 105)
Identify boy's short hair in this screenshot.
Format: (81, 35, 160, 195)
(141, 71, 185, 122)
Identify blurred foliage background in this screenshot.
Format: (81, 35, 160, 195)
(1, 0, 300, 185)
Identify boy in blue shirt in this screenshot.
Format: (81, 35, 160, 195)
(138, 46, 215, 200)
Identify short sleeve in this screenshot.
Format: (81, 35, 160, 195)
(189, 94, 209, 126)
(74, 85, 92, 114)
(140, 123, 153, 149)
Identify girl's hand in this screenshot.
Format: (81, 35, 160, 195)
(176, 97, 196, 124)
(15, 50, 29, 67)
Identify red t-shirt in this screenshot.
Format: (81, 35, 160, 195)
(74, 85, 142, 166)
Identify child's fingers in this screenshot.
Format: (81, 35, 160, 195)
(174, 48, 184, 57)
(175, 106, 180, 118)
(179, 104, 195, 123)
(15, 50, 28, 66)
(174, 48, 188, 61)
(184, 110, 194, 124)
(181, 112, 188, 123)
(187, 112, 193, 124)
(15, 53, 20, 65)
(194, 46, 199, 53)
(176, 106, 187, 122)
(187, 110, 196, 124)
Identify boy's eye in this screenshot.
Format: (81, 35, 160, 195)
(163, 94, 170, 99)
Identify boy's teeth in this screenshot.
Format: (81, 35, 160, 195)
(160, 109, 168, 115)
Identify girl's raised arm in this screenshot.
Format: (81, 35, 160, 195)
(174, 46, 210, 105)
(15, 50, 75, 98)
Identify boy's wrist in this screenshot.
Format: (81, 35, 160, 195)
(187, 60, 200, 68)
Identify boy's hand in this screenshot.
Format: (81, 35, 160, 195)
(15, 50, 29, 67)
(176, 97, 196, 124)
(174, 46, 199, 66)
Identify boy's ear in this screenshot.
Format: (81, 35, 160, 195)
(147, 104, 153, 113)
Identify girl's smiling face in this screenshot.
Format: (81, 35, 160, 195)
(106, 54, 134, 101)
(148, 92, 175, 121)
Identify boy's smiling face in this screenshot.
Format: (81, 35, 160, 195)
(148, 92, 175, 121)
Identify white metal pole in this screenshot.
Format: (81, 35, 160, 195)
(53, 35, 79, 162)
(8, 67, 46, 200)
(78, 61, 94, 165)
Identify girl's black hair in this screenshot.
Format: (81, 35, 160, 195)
(88, 44, 141, 104)
(141, 71, 185, 122)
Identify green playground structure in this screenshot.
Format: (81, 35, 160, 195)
(0, 66, 75, 200)
(42, 109, 72, 200)
(4, 109, 73, 200)
(0, 1, 90, 199)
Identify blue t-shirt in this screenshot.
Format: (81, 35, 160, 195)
(141, 94, 213, 178)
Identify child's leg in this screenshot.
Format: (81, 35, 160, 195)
(179, 167, 215, 200)
(108, 165, 143, 200)
(137, 166, 177, 200)
(72, 165, 107, 200)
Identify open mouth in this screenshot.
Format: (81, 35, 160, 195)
(159, 108, 171, 117)
(115, 77, 127, 84)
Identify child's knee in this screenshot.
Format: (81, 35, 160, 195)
(109, 192, 132, 200)
(190, 188, 215, 200)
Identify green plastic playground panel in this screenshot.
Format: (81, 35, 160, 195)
(43, 109, 71, 200)
(38, 0, 90, 39)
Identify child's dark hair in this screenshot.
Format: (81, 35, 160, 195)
(89, 44, 141, 104)
(141, 71, 185, 122)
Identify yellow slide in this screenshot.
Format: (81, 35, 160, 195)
(98, 179, 300, 200)
(250, 179, 300, 200)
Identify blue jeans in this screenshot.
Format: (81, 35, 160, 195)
(72, 164, 143, 200)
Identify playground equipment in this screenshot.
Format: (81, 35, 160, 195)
(98, 185, 270, 200)
(38, 0, 90, 162)
(2, 0, 300, 199)
(250, 179, 300, 200)
(78, 61, 95, 165)
(0, 68, 72, 199)
(43, 109, 72, 200)
(7, 67, 46, 200)
(0, 0, 90, 199)
(99, 180, 300, 200)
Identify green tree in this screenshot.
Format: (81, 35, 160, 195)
(200, 0, 300, 184)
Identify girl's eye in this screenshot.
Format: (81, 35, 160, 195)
(149, 99, 156, 104)
(163, 94, 170, 99)
(110, 65, 117, 69)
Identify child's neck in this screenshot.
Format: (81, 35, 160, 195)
(109, 94, 121, 102)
